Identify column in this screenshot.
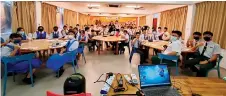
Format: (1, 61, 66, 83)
(137, 17, 140, 26)
(146, 15, 153, 27)
(184, 4, 196, 43)
(35, 1, 41, 28)
(76, 12, 79, 24)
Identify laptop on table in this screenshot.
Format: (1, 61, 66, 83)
(138, 64, 180, 96)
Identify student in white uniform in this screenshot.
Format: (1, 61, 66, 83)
(61, 25, 68, 37)
(115, 20, 120, 30)
(161, 27, 171, 41)
(56, 29, 79, 77)
(16, 27, 29, 41)
(185, 31, 221, 77)
(139, 29, 148, 41)
(33, 26, 49, 39)
(119, 30, 130, 54)
(49, 26, 62, 39)
(151, 31, 182, 64)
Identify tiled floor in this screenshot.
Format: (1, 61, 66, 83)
(2, 48, 226, 96)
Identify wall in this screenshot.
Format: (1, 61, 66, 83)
(146, 15, 153, 27)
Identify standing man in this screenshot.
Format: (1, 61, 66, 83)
(185, 31, 221, 77)
(162, 27, 171, 41)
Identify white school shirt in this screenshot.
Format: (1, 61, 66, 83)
(1, 42, 19, 57)
(198, 41, 221, 58)
(163, 40, 182, 55)
(61, 29, 68, 37)
(67, 38, 79, 51)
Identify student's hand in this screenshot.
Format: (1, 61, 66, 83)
(200, 60, 208, 64)
(14, 45, 21, 50)
(197, 42, 204, 47)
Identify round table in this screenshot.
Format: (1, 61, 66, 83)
(20, 39, 68, 53)
(92, 35, 126, 55)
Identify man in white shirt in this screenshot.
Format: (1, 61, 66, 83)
(151, 31, 182, 64)
(161, 27, 171, 41)
(139, 29, 148, 41)
(185, 31, 221, 77)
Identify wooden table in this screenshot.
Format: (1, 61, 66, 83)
(107, 74, 226, 96)
(92, 35, 125, 55)
(20, 39, 67, 53)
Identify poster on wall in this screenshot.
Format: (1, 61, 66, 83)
(1, 1, 12, 34)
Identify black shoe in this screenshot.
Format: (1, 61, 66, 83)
(55, 68, 65, 77)
(22, 77, 35, 84)
(7, 72, 17, 76)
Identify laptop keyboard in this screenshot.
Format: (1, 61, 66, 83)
(143, 87, 180, 96)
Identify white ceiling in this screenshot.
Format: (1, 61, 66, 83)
(45, 1, 201, 17)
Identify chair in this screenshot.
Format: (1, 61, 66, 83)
(77, 45, 86, 64)
(46, 91, 91, 96)
(157, 53, 179, 75)
(1, 53, 36, 96)
(196, 55, 223, 78)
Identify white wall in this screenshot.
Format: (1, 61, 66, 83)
(35, 1, 41, 28)
(146, 15, 153, 27)
(184, 4, 196, 43)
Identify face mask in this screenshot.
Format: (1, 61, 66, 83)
(194, 37, 200, 41)
(204, 37, 211, 41)
(68, 35, 74, 39)
(19, 31, 24, 35)
(54, 29, 58, 31)
(170, 36, 178, 41)
(13, 39, 21, 44)
(38, 29, 43, 31)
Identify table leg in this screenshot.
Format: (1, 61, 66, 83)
(116, 41, 119, 55)
(98, 41, 100, 55)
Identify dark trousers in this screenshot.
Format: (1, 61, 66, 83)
(184, 56, 216, 77)
(142, 46, 149, 60)
(88, 40, 96, 51)
(110, 42, 117, 50)
(119, 41, 129, 52)
(129, 48, 145, 64)
(105, 42, 110, 48)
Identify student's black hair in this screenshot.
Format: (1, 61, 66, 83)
(121, 27, 124, 29)
(63, 25, 67, 28)
(17, 27, 24, 32)
(116, 29, 120, 32)
(68, 29, 75, 34)
(69, 26, 73, 28)
(85, 27, 90, 31)
(91, 30, 95, 32)
(80, 30, 85, 34)
(91, 24, 94, 26)
(172, 30, 182, 37)
(9, 33, 22, 39)
(123, 30, 128, 33)
(136, 32, 141, 35)
(38, 26, 44, 30)
(158, 27, 161, 29)
(193, 32, 201, 36)
(53, 26, 58, 29)
(164, 27, 168, 30)
(76, 24, 79, 26)
(203, 31, 213, 36)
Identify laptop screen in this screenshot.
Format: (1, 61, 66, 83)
(138, 65, 171, 87)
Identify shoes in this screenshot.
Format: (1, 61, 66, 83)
(55, 68, 65, 77)
(22, 77, 35, 84)
(7, 72, 17, 76)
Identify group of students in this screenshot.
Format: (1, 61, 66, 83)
(129, 25, 221, 77)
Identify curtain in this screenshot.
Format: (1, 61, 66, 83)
(12, 1, 36, 33)
(63, 9, 77, 27)
(41, 3, 56, 33)
(160, 6, 188, 39)
(139, 16, 146, 26)
(78, 13, 89, 29)
(193, 1, 226, 49)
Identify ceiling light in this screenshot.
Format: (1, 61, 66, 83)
(87, 4, 100, 7)
(126, 5, 140, 8)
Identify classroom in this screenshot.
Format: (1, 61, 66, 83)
(1, 1, 226, 96)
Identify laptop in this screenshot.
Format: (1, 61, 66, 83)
(138, 64, 180, 96)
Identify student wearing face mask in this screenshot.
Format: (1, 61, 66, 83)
(33, 26, 49, 39)
(187, 32, 202, 48)
(151, 31, 182, 64)
(16, 27, 28, 40)
(161, 27, 171, 41)
(1, 33, 42, 84)
(61, 25, 68, 37)
(185, 31, 221, 77)
(50, 26, 62, 39)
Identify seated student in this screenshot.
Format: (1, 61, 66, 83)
(61, 25, 68, 37)
(50, 26, 62, 39)
(1, 33, 42, 84)
(88, 30, 97, 51)
(119, 30, 130, 54)
(74, 27, 80, 40)
(187, 32, 202, 48)
(151, 31, 182, 65)
(157, 27, 163, 40)
(129, 32, 145, 64)
(33, 26, 49, 39)
(161, 27, 171, 41)
(69, 26, 73, 30)
(79, 30, 88, 46)
(110, 29, 120, 53)
(52, 29, 79, 77)
(16, 27, 29, 41)
(184, 31, 221, 77)
(139, 28, 149, 41)
(1, 37, 9, 47)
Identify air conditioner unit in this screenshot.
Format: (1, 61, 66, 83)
(134, 7, 145, 10)
(108, 4, 121, 8)
(88, 6, 99, 9)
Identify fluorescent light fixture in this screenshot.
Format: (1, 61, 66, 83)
(87, 4, 100, 7)
(126, 5, 140, 8)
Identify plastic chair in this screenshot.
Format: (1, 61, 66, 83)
(1, 53, 36, 96)
(157, 53, 179, 75)
(77, 45, 86, 64)
(46, 91, 91, 96)
(196, 55, 223, 78)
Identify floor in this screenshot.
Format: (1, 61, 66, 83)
(2, 48, 226, 96)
